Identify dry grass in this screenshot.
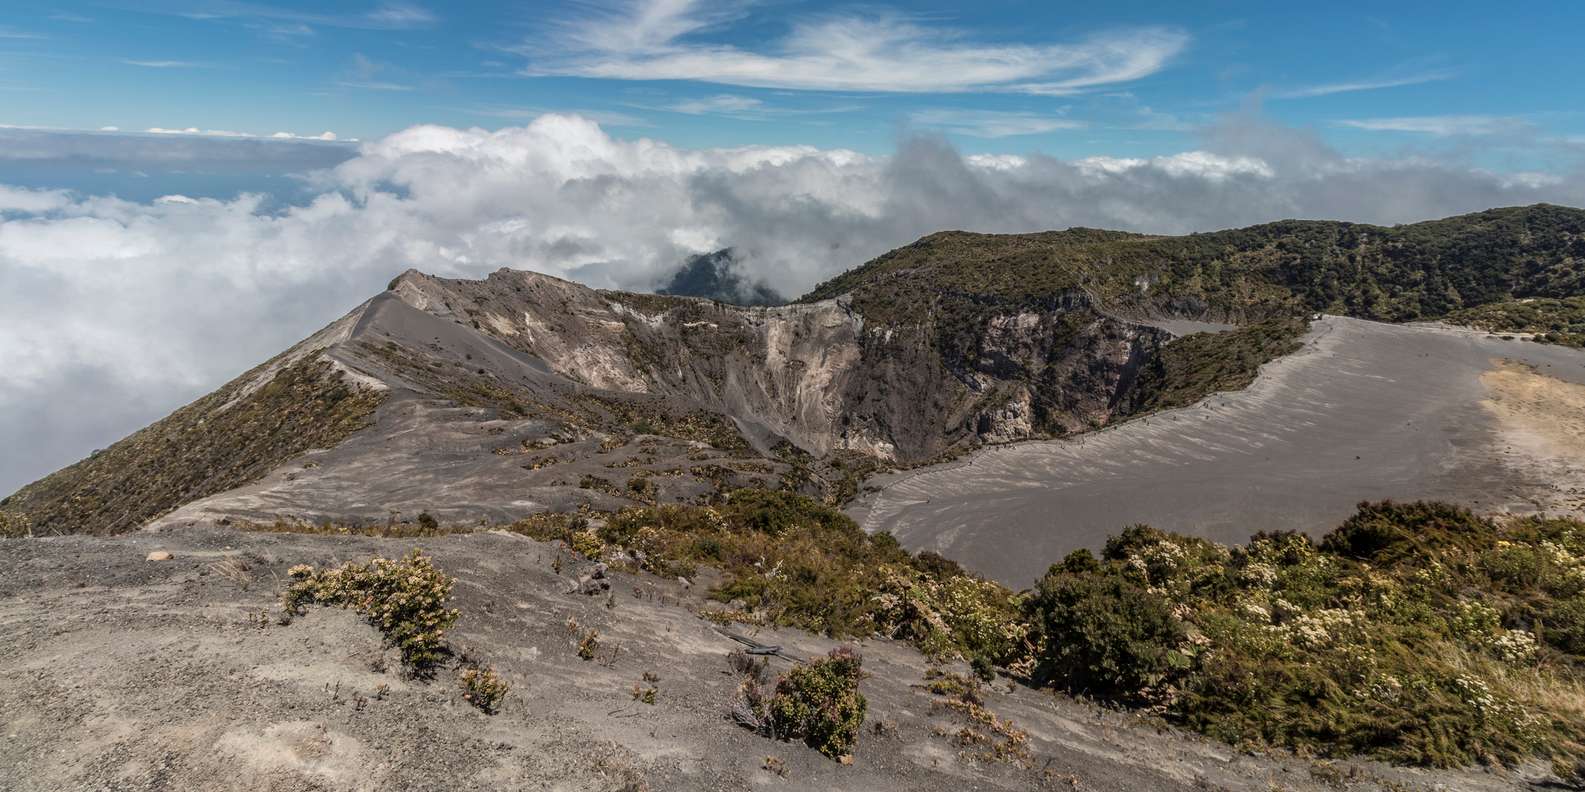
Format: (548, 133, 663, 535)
(207, 556, 254, 590)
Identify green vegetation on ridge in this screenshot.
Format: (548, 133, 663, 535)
(1118, 319, 1308, 415)
(0, 356, 383, 536)
(803, 204, 1585, 326)
(1445, 295, 1585, 347)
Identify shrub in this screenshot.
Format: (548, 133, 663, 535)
(0, 510, 30, 538)
(1025, 570, 1187, 705)
(569, 527, 605, 559)
(1025, 502, 1585, 773)
(458, 665, 509, 714)
(511, 490, 1016, 661)
(1320, 500, 1491, 565)
(732, 648, 868, 760)
(870, 566, 1027, 667)
(577, 629, 600, 661)
(1546, 596, 1585, 654)
(281, 549, 460, 672)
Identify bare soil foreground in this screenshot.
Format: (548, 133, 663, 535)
(852, 316, 1585, 586)
(0, 527, 1559, 792)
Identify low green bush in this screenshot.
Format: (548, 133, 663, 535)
(734, 647, 868, 760)
(510, 490, 1025, 666)
(458, 664, 509, 714)
(1026, 567, 1187, 705)
(281, 549, 460, 672)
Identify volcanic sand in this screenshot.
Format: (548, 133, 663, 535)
(852, 316, 1585, 586)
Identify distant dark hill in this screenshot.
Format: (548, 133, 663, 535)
(803, 203, 1585, 325)
(657, 248, 784, 306)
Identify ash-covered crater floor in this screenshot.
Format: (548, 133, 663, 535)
(852, 316, 1585, 586)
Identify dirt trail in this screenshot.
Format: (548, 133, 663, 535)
(0, 527, 1551, 791)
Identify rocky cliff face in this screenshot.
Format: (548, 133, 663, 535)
(386, 267, 1163, 464)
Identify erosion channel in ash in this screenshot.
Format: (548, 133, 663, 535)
(852, 316, 1585, 586)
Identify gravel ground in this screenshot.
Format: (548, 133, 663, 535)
(0, 526, 1556, 791)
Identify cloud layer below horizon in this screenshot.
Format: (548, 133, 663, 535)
(2, 113, 1583, 494)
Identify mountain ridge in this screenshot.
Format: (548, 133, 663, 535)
(5, 204, 1584, 537)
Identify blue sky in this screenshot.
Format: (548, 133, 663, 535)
(3, 0, 1583, 168)
(5, 0, 1585, 494)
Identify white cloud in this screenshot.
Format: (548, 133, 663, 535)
(1276, 70, 1454, 99)
(524, 0, 1186, 94)
(272, 131, 339, 141)
(1335, 115, 1529, 137)
(0, 185, 73, 213)
(964, 154, 1028, 171)
(1075, 151, 1274, 180)
(146, 127, 254, 137)
(910, 109, 1083, 138)
(2, 113, 1582, 493)
(0, 26, 46, 40)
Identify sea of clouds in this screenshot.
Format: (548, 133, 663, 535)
(2, 112, 1582, 493)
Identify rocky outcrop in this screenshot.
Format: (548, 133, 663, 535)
(383, 268, 1163, 464)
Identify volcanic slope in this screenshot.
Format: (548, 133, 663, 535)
(6, 204, 1585, 539)
(0, 268, 1179, 536)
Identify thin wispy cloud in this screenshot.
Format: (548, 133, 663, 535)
(338, 52, 412, 91)
(1335, 115, 1529, 136)
(365, 3, 435, 27)
(0, 27, 47, 40)
(1275, 70, 1454, 99)
(655, 93, 858, 121)
(910, 109, 1084, 138)
(122, 59, 207, 69)
(466, 105, 651, 127)
(260, 22, 316, 39)
(158, 2, 436, 31)
(521, 0, 1187, 94)
(671, 94, 764, 115)
(337, 80, 413, 91)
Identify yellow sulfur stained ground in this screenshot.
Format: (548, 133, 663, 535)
(1481, 360, 1585, 514)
